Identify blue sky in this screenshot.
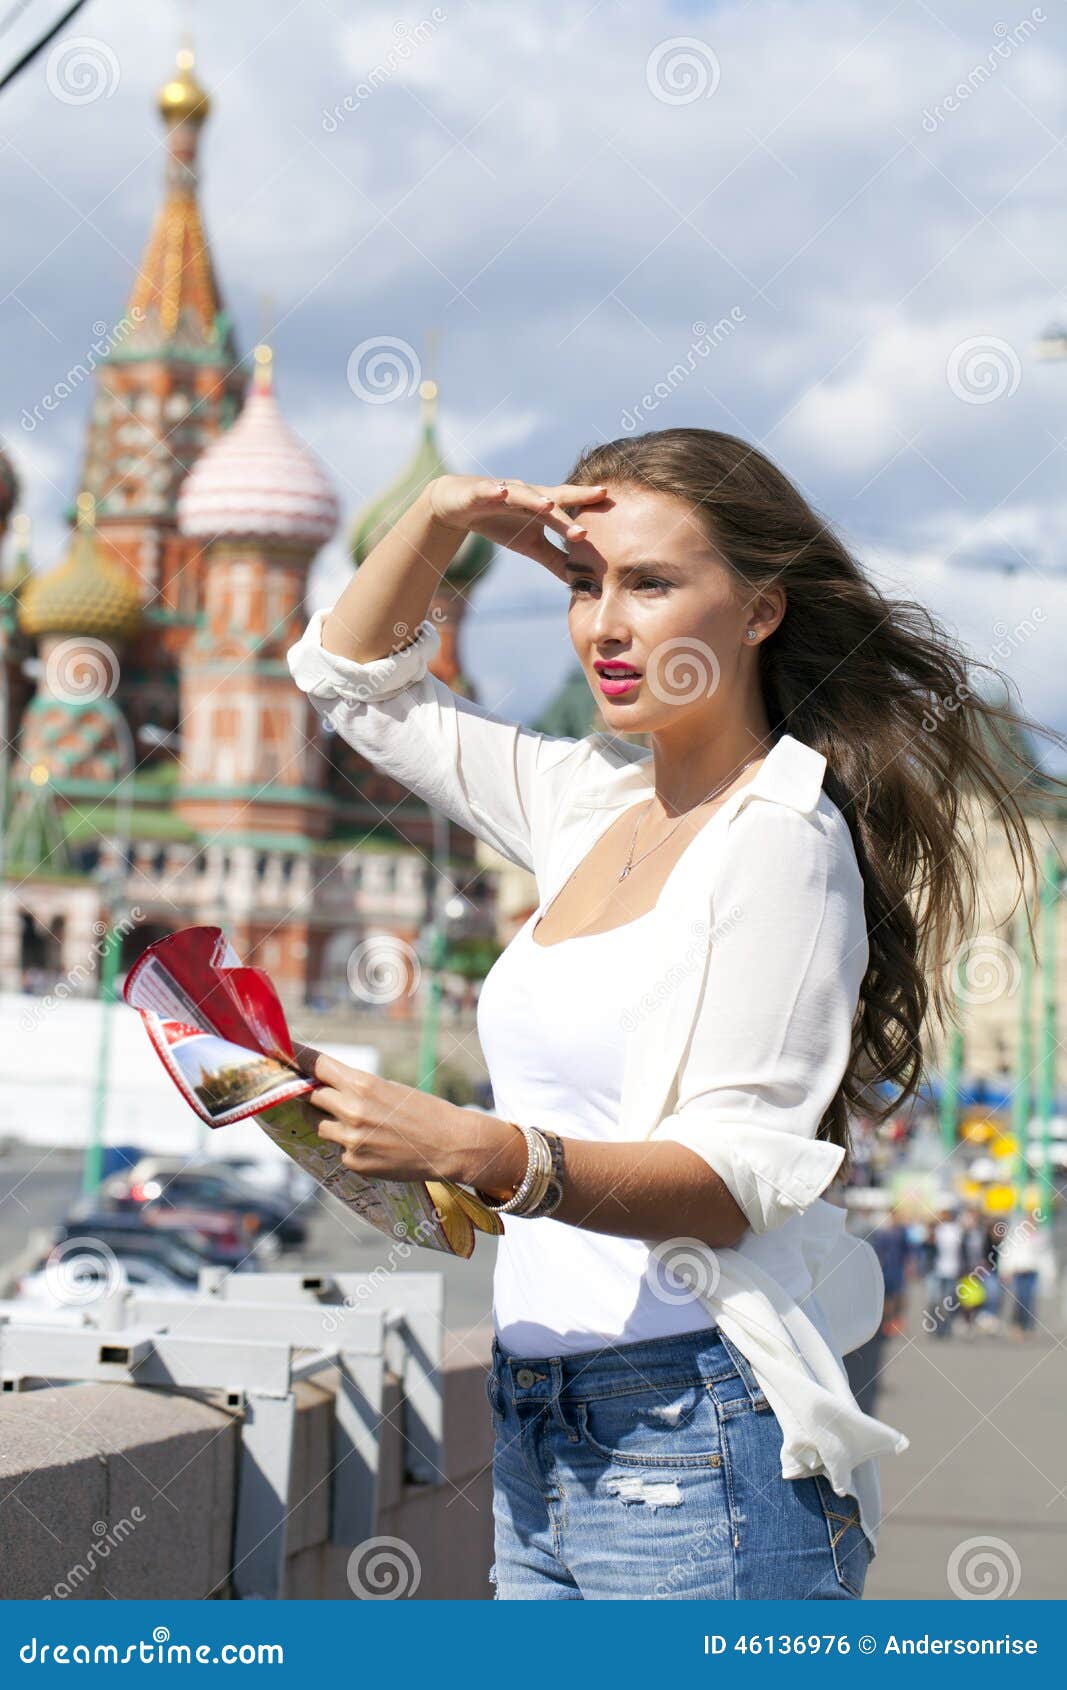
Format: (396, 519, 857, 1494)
(3, 0, 1066, 768)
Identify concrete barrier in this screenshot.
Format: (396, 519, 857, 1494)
(0, 1326, 494, 1600)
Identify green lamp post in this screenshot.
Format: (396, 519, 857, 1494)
(1035, 843, 1062, 1226)
(83, 708, 135, 1199)
(1012, 906, 1034, 1206)
(84, 893, 123, 1197)
(939, 951, 966, 1157)
(415, 805, 472, 1097)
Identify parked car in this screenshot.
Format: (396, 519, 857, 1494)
(112, 1160, 307, 1248)
(53, 1212, 262, 1279)
(16, 1252, 192, 1303)
(100, 1144, 146, 1181)
(136, 1202, 282, 1263)
(210, 1154, 317, 1209)
(75, 1186, 268, 1261)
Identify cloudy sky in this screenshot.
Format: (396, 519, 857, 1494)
(3, 0, 1066, 768)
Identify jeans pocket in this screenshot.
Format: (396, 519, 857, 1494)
(813, 1476, 873, 1597)
(575, 1379, 723, 1468)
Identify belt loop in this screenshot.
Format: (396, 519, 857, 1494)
(548, 1356, 572, 1432)
(715, 1328, 768, 1410)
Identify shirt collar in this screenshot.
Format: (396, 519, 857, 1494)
(574, 731, 827, 817)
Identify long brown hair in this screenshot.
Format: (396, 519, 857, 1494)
(562, 428, 1067, 1154)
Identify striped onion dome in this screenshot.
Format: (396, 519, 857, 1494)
(20, 493, 140, 642)
(177, 344, 339, 546)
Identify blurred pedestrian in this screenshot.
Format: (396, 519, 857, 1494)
(958, 1207, 989, 1332)
(928, 1204, 964, 1339)
(871, 1207, 909, 1335)
(998, 1211, 1055, 1340)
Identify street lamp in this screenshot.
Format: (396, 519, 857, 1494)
(1035, 842, 1065, 1226)
(415, 805, 474, 1095)
(938, 951, 966, 1157)
(1010, 843, 1065, 1227)
(1012, 904, 1033, 1204)
(83, 706, 136, 1198)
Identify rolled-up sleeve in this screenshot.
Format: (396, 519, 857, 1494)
(288, 606, 442, 704)
(287, 608, 586, 873)
(650, 800, 869, 1234)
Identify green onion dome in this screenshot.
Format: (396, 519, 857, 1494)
(349, 380, 494, 591)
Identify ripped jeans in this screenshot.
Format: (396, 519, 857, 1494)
(485, 1324, 873, 1600)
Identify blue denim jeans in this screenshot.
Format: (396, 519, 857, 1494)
(485, 1324, 873, 1600)
(1008, 1270, 1039, 1332)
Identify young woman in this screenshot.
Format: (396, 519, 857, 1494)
(287, 428, 1063, 1600)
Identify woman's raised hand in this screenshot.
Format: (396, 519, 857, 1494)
(425, 475, 608, 581)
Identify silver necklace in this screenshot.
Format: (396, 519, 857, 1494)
(616, 752, 764, 881)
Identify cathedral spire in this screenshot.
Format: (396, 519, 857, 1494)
(124, 41, 232, 355)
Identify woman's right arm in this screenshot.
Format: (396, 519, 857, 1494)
(287, 476, 608, 873)
(319, 477, 593, 663)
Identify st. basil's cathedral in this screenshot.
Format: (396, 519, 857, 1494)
(0, 47, 504, 1014)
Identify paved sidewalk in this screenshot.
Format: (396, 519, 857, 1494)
(865, 1313, 1067, 1600)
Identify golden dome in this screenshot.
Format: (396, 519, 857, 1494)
(19, 493, 141, 643)
(157, 44, 210, 127)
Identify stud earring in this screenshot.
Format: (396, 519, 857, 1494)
(746, 629, 757, 640)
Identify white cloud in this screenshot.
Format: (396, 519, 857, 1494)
(1, 0, 1065, 759)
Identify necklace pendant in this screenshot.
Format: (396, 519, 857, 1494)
(618, 864, 632, 880)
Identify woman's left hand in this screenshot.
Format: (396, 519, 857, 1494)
(293, 1042, 473, 1183)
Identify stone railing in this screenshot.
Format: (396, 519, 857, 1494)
(0, 1313, 494, 1601)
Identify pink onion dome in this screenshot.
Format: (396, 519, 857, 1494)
(177, 344, 339, 547)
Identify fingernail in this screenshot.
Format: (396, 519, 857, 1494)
(569, 524, 586, 536)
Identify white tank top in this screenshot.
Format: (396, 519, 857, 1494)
(475, 901, 717, 1356)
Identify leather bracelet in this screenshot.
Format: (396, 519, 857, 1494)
(522, 1129, 565, 1218)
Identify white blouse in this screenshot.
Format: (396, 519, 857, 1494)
(479, 900, 724, 1355)
(287, 609, 909, 1548)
